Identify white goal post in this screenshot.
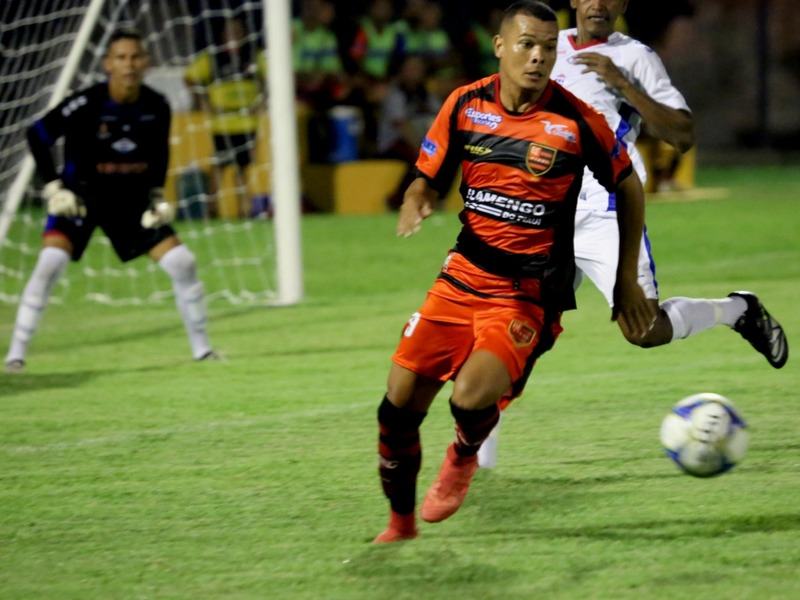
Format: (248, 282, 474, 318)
(0, 0, 302, 307)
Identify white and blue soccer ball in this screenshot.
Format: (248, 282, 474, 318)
(660, 393, 749, 478)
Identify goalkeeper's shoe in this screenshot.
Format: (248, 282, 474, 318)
(729, 291, 788, 369)
(420, 444, 478, 523)
(197, 350, 224, 362)
(4, 359, 25, 374)
(373, 511, 418, 543)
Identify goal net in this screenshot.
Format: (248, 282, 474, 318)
(0, 0, 302, 307)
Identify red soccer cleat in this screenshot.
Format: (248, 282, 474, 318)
(372, 510, 418, 543)
(420, 444, 478, 523)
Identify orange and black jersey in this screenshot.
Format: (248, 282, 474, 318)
(416, 74, 633, 309)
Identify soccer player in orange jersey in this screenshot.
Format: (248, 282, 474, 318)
(373, 0, 656, 543)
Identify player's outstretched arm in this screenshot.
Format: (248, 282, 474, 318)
(611, 171, 655, 339)
(396, 177, 437, 237)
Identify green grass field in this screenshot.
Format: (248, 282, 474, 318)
(1, 165, 799, 599)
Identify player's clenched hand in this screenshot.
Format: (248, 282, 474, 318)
(612, 276, 657, 340)
(396, 178, 437, 237)
(140, 188, 176, 229)
(43, 179, 86, 218)
(572, 51, 629, 91)
(396, 195, 433, 237)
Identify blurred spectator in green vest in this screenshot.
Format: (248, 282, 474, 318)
(460, 6, 503, 81)
(185, 15, 267, 217)
(376, 54, 445, 210)
(293, 0, 350, 110)
(399, 0, 463, 98)
(293, 0, 352, 162)
(348, 0, 406, 157)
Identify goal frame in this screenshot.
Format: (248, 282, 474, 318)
(0, 0, 303, 306)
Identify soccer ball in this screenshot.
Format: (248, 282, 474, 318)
(659, 393, 749, 478)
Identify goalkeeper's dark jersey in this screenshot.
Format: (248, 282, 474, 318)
(27, 82, 171, 203)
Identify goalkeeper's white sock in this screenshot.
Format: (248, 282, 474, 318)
(5, 246, 70, 364)
(662, 296, 747, 341)
(158, 244, 212, 359)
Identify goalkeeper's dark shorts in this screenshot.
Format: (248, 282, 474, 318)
(43, 204, 176, 263)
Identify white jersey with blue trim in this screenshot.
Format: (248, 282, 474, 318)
(552, 29, 691, 216)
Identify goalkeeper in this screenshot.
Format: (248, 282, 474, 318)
(4, 29, 216, 373)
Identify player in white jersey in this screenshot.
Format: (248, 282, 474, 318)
(478, 0, 788, 469)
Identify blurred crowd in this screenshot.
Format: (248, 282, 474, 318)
(181, 0, 702, 212)
(286, 0, 695, 165)
(292, 0, 498, 164)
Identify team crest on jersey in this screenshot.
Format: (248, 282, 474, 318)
(526, 143, 556, 176)
(508, 320, 536, 346)
(97, 123, 110, 140)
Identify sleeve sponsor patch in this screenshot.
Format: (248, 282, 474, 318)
(421, 136, 437, 156)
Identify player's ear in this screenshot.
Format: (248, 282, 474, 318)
(493, 34, 503, 59)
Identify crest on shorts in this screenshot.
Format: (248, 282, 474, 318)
(526, 143, 556, 177)
(508, 319, 536, 346)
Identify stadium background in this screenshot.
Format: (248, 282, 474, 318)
(1, 3, 799, 598)
(293, 0, 800, 159)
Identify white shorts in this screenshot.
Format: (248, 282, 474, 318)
(573, 210, 659, 306)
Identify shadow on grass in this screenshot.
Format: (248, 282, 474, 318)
(476, 511, 800, 542)
(345, 545, 518, 597)
(466, 473, 800, 541)
(0, 363, 171, 398)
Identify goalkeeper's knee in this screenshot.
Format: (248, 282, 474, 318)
(158, 244, 197, 283)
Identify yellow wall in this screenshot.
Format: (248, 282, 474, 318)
(166, 111, 271, 218)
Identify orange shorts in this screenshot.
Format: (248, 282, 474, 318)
(392, 252, 563, 401)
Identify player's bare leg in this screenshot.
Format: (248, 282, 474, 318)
(421, 350, 505, 523)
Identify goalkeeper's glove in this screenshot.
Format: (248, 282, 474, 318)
(43, 179, 86, 218)
(140, 188, 176, 229)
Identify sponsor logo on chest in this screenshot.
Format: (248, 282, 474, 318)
(465, 107, 502, 130)
(464, 187, 549, 227)
(112, 137, 137, 153)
